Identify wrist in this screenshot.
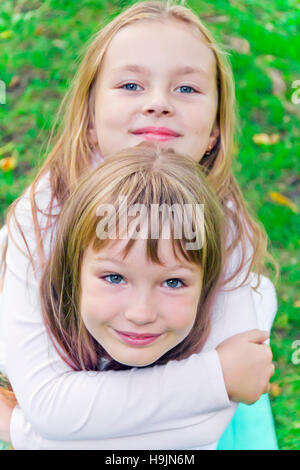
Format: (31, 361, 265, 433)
(0, 407, 14, 443)
(216, 347, 232, 401)
(0, 389, 17, 444)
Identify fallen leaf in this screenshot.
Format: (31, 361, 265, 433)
(0, 30, 13, 40)
(0, 142, 14, 156)
(52, 39, 66, 49)
(8, 76, 21, 90)
(224, 35, 250, 54)
(266, 68, 286, 95)
(263, 55, 276, 62)
(269, 191, 299, 213)
(269, 382, 281, 397)
(203, 15, 229, 23)
(294, 300, 300, 308)
(0, 156, 17, 172)
(253, 133, 279, 145)
(265, 23, 275, 31)
(34, 25, 47, 36)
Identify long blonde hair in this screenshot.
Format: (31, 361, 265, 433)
(40, 143, 225, 371)
(0, 0, 276, 293)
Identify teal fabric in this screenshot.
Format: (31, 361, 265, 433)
(0, 440, 11, 450)
(217, 394, 278, 450)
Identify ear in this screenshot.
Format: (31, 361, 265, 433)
(88, 128, 99, 147)
(208, 122, 220, 149)
(88, 128, 104, 161)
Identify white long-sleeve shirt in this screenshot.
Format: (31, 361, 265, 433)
(0, 171, 266, 450)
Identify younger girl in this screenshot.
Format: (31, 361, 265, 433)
(0, 143, 273, 449)
(0, 0, 277, 449)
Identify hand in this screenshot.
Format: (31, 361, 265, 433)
(0, 387, 18, 443)
(217, 329, 275, 404)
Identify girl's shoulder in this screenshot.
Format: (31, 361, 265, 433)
(6, 170, 59, 270)
(19, 170, 56, 209)
(13, 170, 60, 229)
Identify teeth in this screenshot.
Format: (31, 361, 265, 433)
(128, 335, 149, 339)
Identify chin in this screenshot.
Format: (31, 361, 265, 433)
(113, 353, 162, 368)
(115, 358, 155, 368)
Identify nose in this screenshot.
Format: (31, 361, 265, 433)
(124, 290, 158, 325)
(142, 88, 175, 117)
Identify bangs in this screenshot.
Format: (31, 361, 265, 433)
(91, 199, 205, 267)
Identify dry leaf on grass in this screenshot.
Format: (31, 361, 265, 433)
(269, 382, 281, 398)
(0, 156, 17, 172)
(266, 68, 286, 95)
(253, 133, 279, 145)
(223, 35, 250, 54)
(0, 31, 13, 40)
(8, 76, 21, 90)
(269, 192, 299, 213)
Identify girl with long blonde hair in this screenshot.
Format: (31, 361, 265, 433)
(0, 0, 277, 449)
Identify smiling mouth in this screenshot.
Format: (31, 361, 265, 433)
(113, 329, 162, 346)
(132, 133, 179, 142)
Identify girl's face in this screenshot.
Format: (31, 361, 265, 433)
(80, 238, 202, 367)
(89, 20, 219, 163)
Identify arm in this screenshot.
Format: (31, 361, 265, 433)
(9, 404, 236, 450)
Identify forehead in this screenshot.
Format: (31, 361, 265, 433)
(99, 19, 217, 80)
(85, 237, 194, 268)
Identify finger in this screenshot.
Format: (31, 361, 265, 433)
(263, 382, 271, 394)
(258, 344, 273, 362)
(269, 363, 275, 378)
(246, 329, 270, 344)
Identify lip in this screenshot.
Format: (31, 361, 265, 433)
(132, 127, 180, 137)
(114, 329, 162, 346)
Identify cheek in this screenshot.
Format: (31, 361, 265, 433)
(164, 295, 199, 331)
(96, 92, 130, 129)
(80, 284, 117, 326)
(192, 97, 217, 129)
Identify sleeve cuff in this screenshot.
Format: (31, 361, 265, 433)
(203, 349, 231, 410)
(9, 405, 41, 450)
(10, 405, 26, 450)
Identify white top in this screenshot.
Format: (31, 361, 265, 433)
(0, 171, 262, 450)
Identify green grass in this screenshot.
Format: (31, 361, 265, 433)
(0, 0, 299, 449)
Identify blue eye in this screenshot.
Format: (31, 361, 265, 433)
(121, 83, 142, 91)
(177, 86, 197, 94)
(163, 279, 184, 289)
(104, 274, 125, 285)
(121, 83, 197, 93)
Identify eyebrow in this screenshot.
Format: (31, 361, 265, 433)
(94, 256, 125, 266)
(94, 256, 198, 273)
(111, 64, 209, 80)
